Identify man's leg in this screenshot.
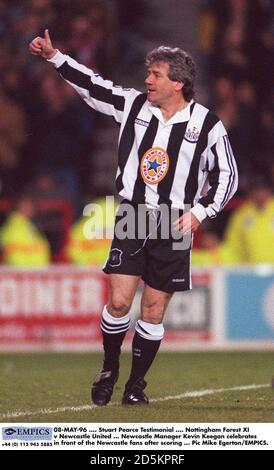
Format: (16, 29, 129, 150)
(91, 273, 140, 406)
(122, 285, 172, 405)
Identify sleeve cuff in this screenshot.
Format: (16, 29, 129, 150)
(190, 203, 208, 223)
(47, 50, 66, 68)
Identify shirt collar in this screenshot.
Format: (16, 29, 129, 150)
(148, 99, 194, 125)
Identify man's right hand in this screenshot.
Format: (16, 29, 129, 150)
(29, 29, 57, 60)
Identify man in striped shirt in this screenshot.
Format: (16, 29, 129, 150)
(30, 31, 238, 407)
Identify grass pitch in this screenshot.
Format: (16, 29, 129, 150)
(0, 351, 273, 423)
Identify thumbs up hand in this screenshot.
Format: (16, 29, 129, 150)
(29, 29, 57, 59)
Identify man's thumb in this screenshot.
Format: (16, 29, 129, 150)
(44, 29, 51, 44)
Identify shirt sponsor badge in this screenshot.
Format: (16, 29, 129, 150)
(140, 147, 169, 184)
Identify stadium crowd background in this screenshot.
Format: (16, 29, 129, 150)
(0, 0, 273, 265)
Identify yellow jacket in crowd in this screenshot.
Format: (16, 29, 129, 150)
(224, 198, 274, 264)
(66, 198, 117, 267)
(0, 212, 51, 266)
(192, 243, 237, 266)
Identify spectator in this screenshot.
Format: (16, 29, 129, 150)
(114, 0, 148, 77)
(66, 197, 117, 266)
(203, 0, 273, 188)
(255, 106, 274, 177)
(27, 172, 71, 256)
(0, 195, 51, 266)
(0, 83, 27, 197)
(192, 229, 236, 266)
(224, 174, 274, 264)
(31, 72, 90, 215)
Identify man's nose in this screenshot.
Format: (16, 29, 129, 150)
(145, 75, 152, 85)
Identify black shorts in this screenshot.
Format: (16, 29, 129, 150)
(103, 200, 192, 293)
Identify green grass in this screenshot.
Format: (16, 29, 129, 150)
(0, 352, 273, 422)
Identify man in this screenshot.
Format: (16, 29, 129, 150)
(29, 30, 238, 406)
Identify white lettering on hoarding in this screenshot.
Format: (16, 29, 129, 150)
(33, 281, 56, 315)
(60, 279, 74, 316)
(0, 275, 103, 317)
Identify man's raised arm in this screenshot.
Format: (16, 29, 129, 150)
(29, 30, 140, 123)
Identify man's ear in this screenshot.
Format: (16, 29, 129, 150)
(174, 81, 184, 92)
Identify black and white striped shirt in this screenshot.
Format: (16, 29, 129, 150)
(48, 51, 238, 222)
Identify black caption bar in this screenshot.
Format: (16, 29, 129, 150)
(2, 449, 273, 466)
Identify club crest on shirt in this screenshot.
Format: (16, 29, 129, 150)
(184, 126, 200, 143)
(140, 147, 169, 184)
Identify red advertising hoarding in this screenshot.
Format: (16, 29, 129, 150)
(0, 267, 211, 350)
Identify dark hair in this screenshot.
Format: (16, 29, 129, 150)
(145, 46, 196, 101)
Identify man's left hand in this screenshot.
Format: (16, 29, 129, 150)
(173, 212, 201, 234)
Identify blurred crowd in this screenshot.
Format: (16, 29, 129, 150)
(196, 0, 274, 266)
(199, 0, 274, 190)
(0, 0, 273, 266)
(0, 0, 148, 202)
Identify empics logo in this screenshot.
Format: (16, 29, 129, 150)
(2, 426, 52, 441)
(3, 428, 16, 436)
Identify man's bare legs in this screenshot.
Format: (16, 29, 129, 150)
(91, 274, 140, 406)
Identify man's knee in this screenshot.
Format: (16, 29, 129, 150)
(108, 294, 132, 318)
(141, 300, 166, 324)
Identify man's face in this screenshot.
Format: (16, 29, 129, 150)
(145, 61, 181, 106)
